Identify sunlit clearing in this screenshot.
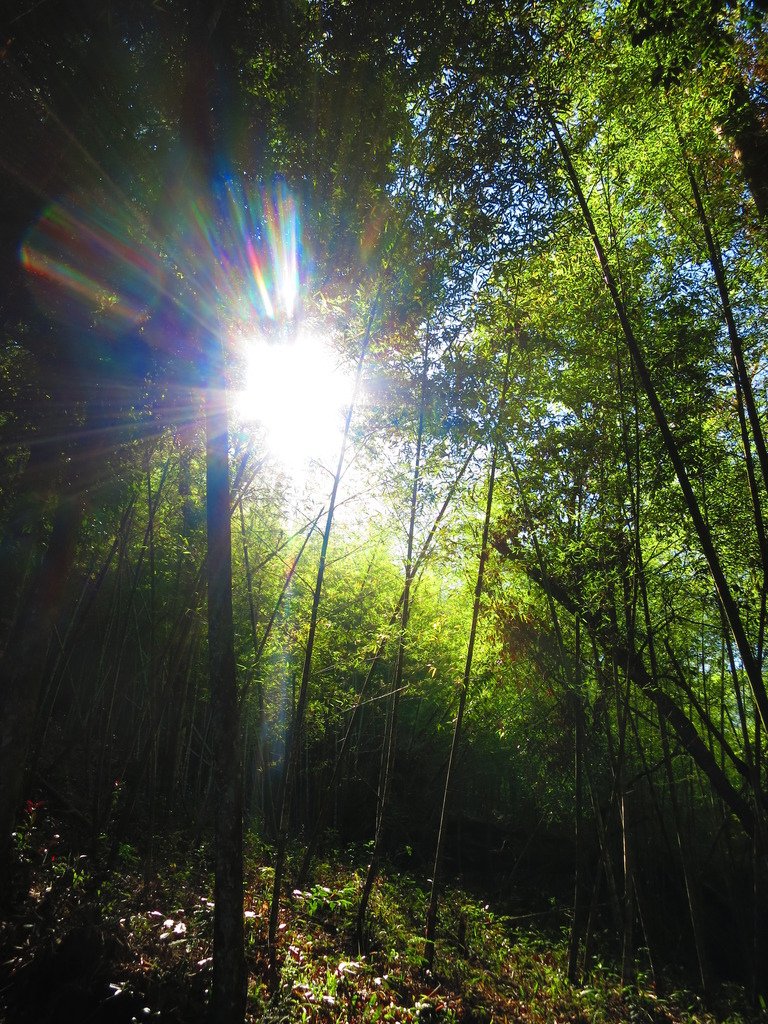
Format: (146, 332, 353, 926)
(235, 329, 355, 479)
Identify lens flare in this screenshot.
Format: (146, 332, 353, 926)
(20, 173, 302, 350)
(21, 196, 161, 334)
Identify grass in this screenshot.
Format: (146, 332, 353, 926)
(0, 806, 763, 1023)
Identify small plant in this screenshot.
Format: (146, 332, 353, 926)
(295, 881, 358, 924)
(117, 841, 140, 868)
(51, 852, 90, 890)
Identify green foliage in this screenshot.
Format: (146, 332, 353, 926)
(295, 880, 359, 923)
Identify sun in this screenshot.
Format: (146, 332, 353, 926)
(234, 327, 355, 478)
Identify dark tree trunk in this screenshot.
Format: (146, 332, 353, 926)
(719, 80, 768, 223)
(182, 3, 247, 1018)
(205, 375, 247, 1023)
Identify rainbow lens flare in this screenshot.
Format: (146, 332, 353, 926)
(21, 174, 301, 350)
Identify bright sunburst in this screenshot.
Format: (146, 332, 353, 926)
(19, 168, 352, 480)
(235, 328, 355, 478)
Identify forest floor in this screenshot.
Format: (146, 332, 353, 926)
(0, 806, 763, 1024)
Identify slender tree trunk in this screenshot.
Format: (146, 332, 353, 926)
(268, 291, 379, 981)
(0, 440, 61, 651)
(296, 444, 478, 886)
(619, 785, 635, 986)
(180, 1, 247, 1017)
(544, 109, 768, 735)
(144, 451, 158, 882)
(357, 334, 429, 951)
(585, 758, 623, 936)
(658, 705, 709, 994)
(674, 121, 768, 507)
(245, 508, 323, 832)
(206, 357, 246, 1023)
(425, 447, 498, 970)
(621, 310, 711, 991)
(567, 619, 584, 983)
(30, 491, 137, 788)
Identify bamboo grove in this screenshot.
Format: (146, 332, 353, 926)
(1, 0, 768, 1017)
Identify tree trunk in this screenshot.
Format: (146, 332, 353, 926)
(544, 108, 768, 736)
(357, 334, 429, 952)
(567, 620, 584, 983)
(296, 444, 477, 887)
(205, 359, 246, 1023)
(718, 79, 768, 223)
(181, 2, 247, 1018)
(425, 447, 498, 970)
(268, 291, 379, 981)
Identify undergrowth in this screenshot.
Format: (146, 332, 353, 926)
(0, 806, 762, 1023)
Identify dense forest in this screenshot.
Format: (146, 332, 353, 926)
(2, 0, 768, 1021)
